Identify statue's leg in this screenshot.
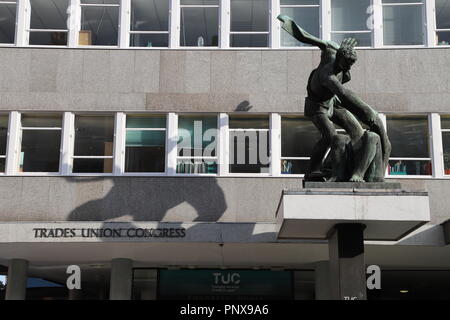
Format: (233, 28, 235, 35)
(329, 134, 350, 182)
(364, 133, 384, 182)
(307, 113, 337, 175)
(339, 96, 392, 168)
(350, 131, 381, 182)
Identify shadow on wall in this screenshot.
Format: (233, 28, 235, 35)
(66, 177, 228, 222)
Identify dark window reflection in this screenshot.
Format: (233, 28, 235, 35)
(0, 115, 8, 157)
(281, 7, 319, 47)
(229, 131, 270, 173)
(131, 0, 169, 31)
(30, 0, 69, 29)
(80, 6, 119, 45)
(281, 117, 320, 158)
(0, 3, 16, 44)
(130, 34, 168, 47)
(231, 0, 269, 32)
(180, 7, 219, 46)
(387, 116, 430, 158)
(388, 159, 432, 176)
(72, 158, 113, 173)
(443, 132, 450, 174)
(74, 115, 114, 157)
(29, 32, 67, 46)
(20, 114, 62, 173)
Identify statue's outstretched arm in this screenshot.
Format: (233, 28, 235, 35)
(277, 14, 328, 50)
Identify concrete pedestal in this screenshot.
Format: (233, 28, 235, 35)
(328, 224, 366, 300)
(109, 258, 133, 300)
(5, 259, 28, 300)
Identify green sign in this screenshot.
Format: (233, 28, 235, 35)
(158, 269, 293, 300)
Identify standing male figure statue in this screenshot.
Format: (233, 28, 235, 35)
(277, 15, 391, 182)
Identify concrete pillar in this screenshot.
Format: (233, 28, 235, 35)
(109, 258, 133, 300)
(314, 261, 331, 300)
(5, 259, 28, 300)
(328, 223, 366, 300)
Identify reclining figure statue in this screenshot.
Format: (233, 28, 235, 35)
(278, 15, 392, 182)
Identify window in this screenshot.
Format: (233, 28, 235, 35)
(125, 115, 166, 173)
(382, 0, 424, 45)
(130, 0, 169, 47)
(73, 115, 114, 173)
(331, 0, 372, 47)
(0, 114, 8, 172)
(229, 115, 270, 173)
(280, 116, 320, 174)
(441, 116, 450, 175)
(230, 0, 269, 47)
(387, 115, 431, 176)
(177, 115, 218, 174)
(29, 0, 69, 46)
(280, 0, 320, 47)
(436, 0, 450, 45)
(80, 0, 120, 46)
(19, 114, 62, 173)
(0, 0, 16, 44)
(180, 0, 219, 47)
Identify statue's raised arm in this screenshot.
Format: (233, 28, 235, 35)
(277, 15, 333, 50)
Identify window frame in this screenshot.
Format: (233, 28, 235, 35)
(27, 0, 70, 47)
(17, 112, 63, 175)
(385, 114, 433, 178)
(434, 0, 450, 47)
(0, 0, 17, 46)
(175, 113, 220, 176)
(121, 113, 168, 176)
(179, 0, 220, 48)
(381, 0, 427, 47)
(71, 113, 116, 176)
(440, 115, 450, 176)
(78, 0, 121, 48)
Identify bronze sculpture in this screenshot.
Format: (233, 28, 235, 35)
(278, 15, 391, 182)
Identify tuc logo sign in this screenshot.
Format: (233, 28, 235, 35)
(213, 272, 241, 285)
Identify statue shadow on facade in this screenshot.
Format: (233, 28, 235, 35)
(278, 15, 392, 182)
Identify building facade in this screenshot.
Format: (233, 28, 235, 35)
(0, 0, 450, 300)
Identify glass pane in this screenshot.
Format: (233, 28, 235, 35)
(180, 7, 219, 46)
(331, 32, 372, 47)
(436, 0, 450, 29)
(441, 116, 450, 129)
(0, 115, 8, 155)
(132, 269, 157, 300)
(125, 131, 165, 172)
(126, 115, 166, 128)
(437, 31, 450, 46)
(383, 5, 423, 45)
(178, 116, 217, 157)
(20, 130, 61, 172)
(81, 0, 120, 3)
(230, 130, 270, 173)
(231, 0, 269, 32)
(131, 0, 169, 31)
(176, 159, 217, 174)
(443, 132, 450, 174)
(332, 0, 371, 31)
(0, 158, 4, 173)
(80, 6, 119, 45)
(281, 0, 319, 4)
(229, 116, 269, 129)
(281, 117, 320, 157)
(30, 0, 69, 30)
(72, 158, 113, 173)
(281, 159, 310, 174)
(387, 116, 429, 158)
(0, 4, 16, 44)
(21, 114, 62, 128)
(388, 160, 431, 176)
(29, 32, 67, 45)
(130, 33, 168, 47)
(382, 0, 422, 3)
(181, 0, 219, 4)
(230, 34, 268, 47)
(280, 7, 319, 47)
(74, 115, 114, 156)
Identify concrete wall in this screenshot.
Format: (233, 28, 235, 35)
(0, 176, 446, 225)
(0, 47, 448, 113)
